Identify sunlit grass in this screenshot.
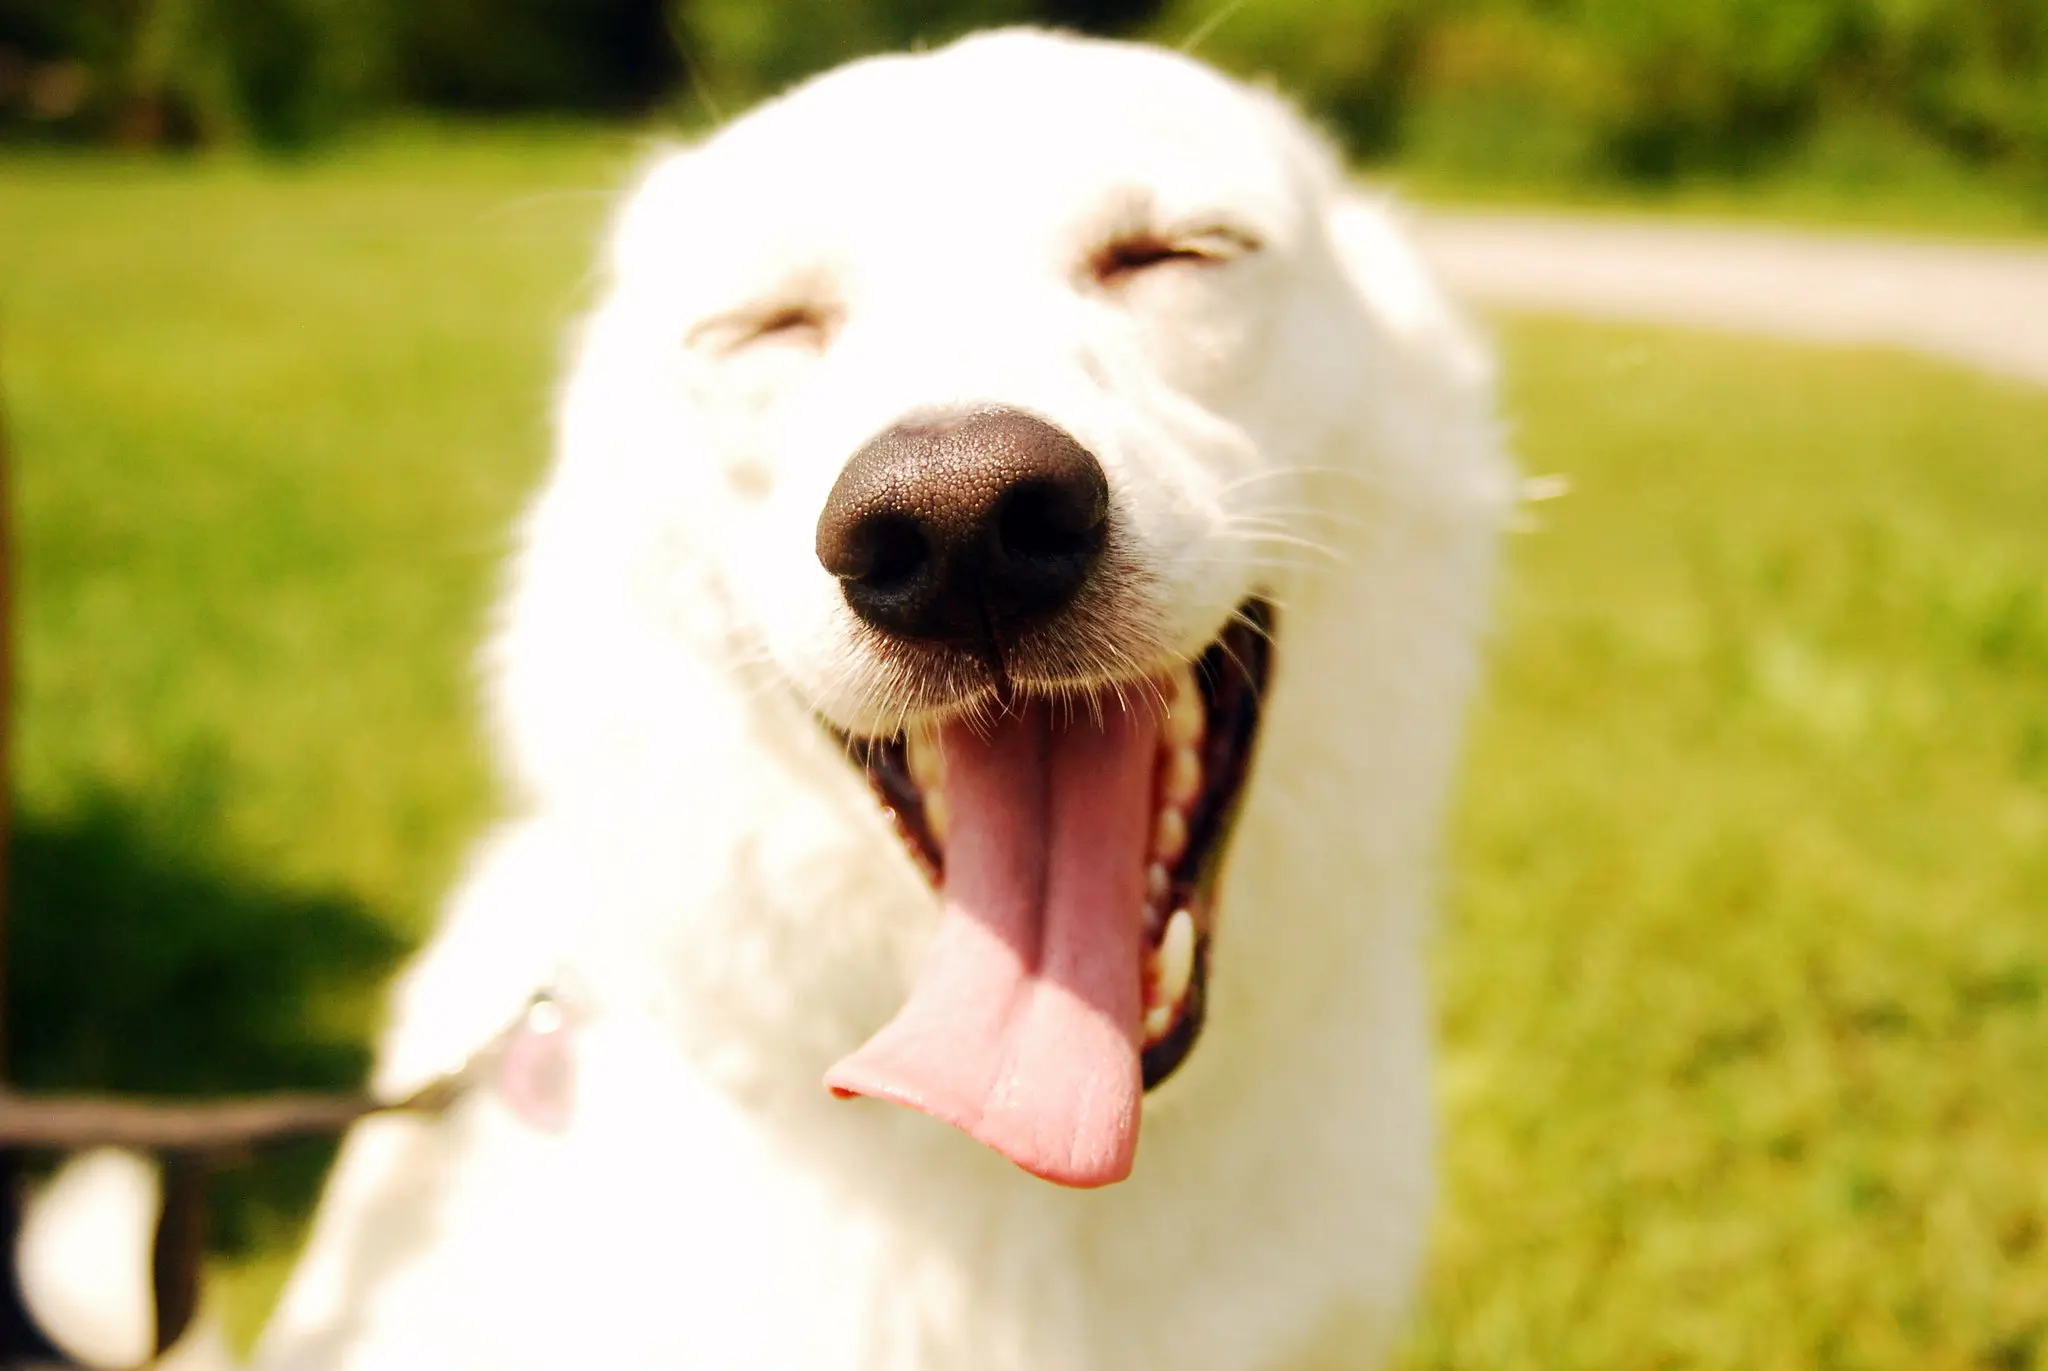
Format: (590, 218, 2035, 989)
(1, 128, 637, 1339)
(1413, 321, 2048, 1370)
(2, 130, 2044, 1363)
(1, 125, 642, 929)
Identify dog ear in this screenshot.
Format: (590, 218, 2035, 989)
(1324, 192, 1496, 401)
(1312, 190, 1518, 536)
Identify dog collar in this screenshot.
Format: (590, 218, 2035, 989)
(419, 991, 575, 1134)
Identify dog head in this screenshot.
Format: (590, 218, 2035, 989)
(493, 30, 1506, 1186)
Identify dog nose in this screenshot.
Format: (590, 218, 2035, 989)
(816, 407, 1109, 646)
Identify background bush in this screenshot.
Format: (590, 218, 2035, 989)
(2, 0, 2044, 193)
(1155, 0, 2048, 194)
(0, 0, 387, 149)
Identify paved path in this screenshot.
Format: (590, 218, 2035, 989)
(1412, 211, 2048, 389)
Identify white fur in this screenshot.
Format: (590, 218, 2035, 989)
(249, 30, 1512, 1371)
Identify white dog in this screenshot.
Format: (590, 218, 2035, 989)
(29, 28, 1511, 1371)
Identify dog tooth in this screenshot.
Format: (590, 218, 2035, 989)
(1163, 670, 1204, 749)
(1152, 807, 1187, 865)
(1154, 909, 1196, 1012)
(525, 998, 565, 1036)
(1142, 1003, 1176, 1047)
(1146, 862, 1170, 907)
(924, 790, 948, 843)
(1161, 745, 1202, 809)
(906, 730, 944, 789)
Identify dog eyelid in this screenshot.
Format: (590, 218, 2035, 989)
(687, 302, 838, 355)
(1088, 223, 1263, 286)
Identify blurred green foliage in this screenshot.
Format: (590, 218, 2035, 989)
(1210, 0, 2048, 209)
(678, 0, 1031, 107)
(0, 0, 679, 148)
(1, 0, 2045, 196)
(397, 0, 678, 113)
(0, 0, 387, 149)
(1159, 0, 2048, 199)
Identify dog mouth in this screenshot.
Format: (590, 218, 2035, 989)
(823, 597, 1274, 1187)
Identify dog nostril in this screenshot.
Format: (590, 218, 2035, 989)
(996, 478, 1105, 562)
(834, 513, 928, 589)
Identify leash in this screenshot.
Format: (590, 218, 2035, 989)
(0, 992, 571, 1363)
(0, 992, 570, 1152)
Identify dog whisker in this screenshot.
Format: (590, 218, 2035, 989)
(1210, 464, 1390, 496)
(667, 9, 732, 127)
(475, 187, 624, 228)
(1229, 505, 1371, 534)
(1177, 0, 1255, 56)
(1212, 528, 1352, 569)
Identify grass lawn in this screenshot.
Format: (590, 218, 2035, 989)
(2, 129, 2045, 1365)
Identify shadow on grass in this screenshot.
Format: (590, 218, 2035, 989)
(5, 784, 408, 1256)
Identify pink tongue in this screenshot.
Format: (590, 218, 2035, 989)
(826, 699, 1157, 1187)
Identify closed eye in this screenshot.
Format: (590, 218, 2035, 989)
(688, 302, 838, 355)
(1089, 225, 1262, 287)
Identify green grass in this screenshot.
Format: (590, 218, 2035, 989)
(2, 130, 2045, 1364)
(0, 124, 642, 1333)
(1410, 322, 2048, 1369)
(1, 123, 645, 923)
